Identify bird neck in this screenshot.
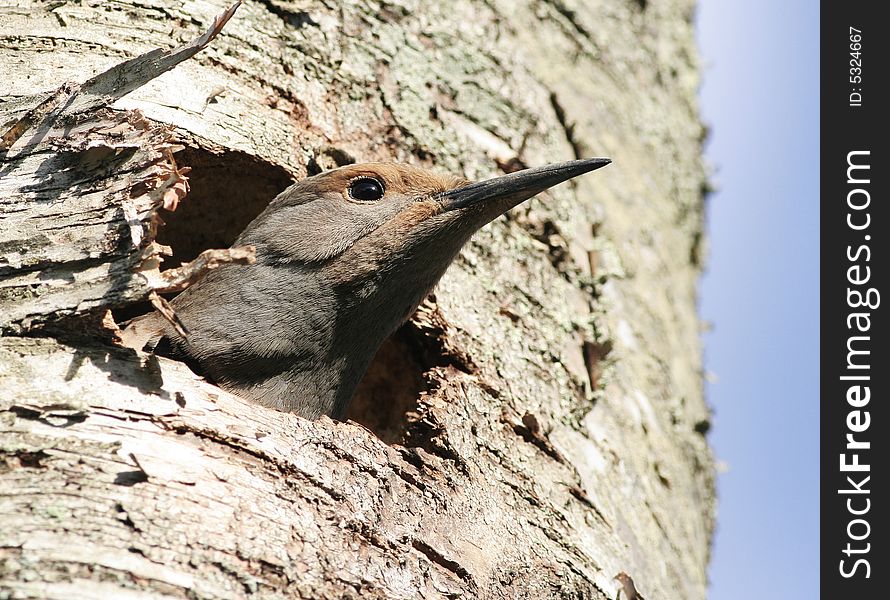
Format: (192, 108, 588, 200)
(170, 228, 467, 419)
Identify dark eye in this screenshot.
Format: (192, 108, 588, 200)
(348, 177, 385, 201)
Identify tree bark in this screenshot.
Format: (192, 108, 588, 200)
(0, 1, 714, 599)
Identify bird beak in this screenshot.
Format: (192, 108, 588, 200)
(436, 158, 611, 211)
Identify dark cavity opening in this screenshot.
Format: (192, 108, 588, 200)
(114, 147, 293, 323)
(116, 147, 444, 444)
(156, 147, 294, 264)
(346, 326, 428, 444)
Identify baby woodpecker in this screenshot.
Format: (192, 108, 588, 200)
(126, 158, 610, 419)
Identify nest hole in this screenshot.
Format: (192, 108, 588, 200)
(117, 147, 442, 443)
(158, 147, 295, 263)
(346, 325, 432, 444)
(114, 148, 293, 323)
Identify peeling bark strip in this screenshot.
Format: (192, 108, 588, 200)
(0, 82, 79, 151)
(55, 2, 241, 118)
(0, 1, 240, 148)
(0, 3, 242, 334)
(1, 1, 714, 599)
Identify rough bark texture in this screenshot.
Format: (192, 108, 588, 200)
(0, 1, 714, 599)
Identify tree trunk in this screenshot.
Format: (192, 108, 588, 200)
(0, 1, 714, 599)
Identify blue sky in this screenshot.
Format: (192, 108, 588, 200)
(697, 2, 819, 599)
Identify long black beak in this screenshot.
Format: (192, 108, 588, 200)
(436, 158, 611, 211)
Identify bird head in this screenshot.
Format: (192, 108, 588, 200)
(238, 158, 611, 295)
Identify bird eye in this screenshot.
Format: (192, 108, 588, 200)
(348, 177, 385, 201)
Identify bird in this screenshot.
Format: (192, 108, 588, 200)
(614, 571, 646, 600)
(124, 158, 610, 419)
